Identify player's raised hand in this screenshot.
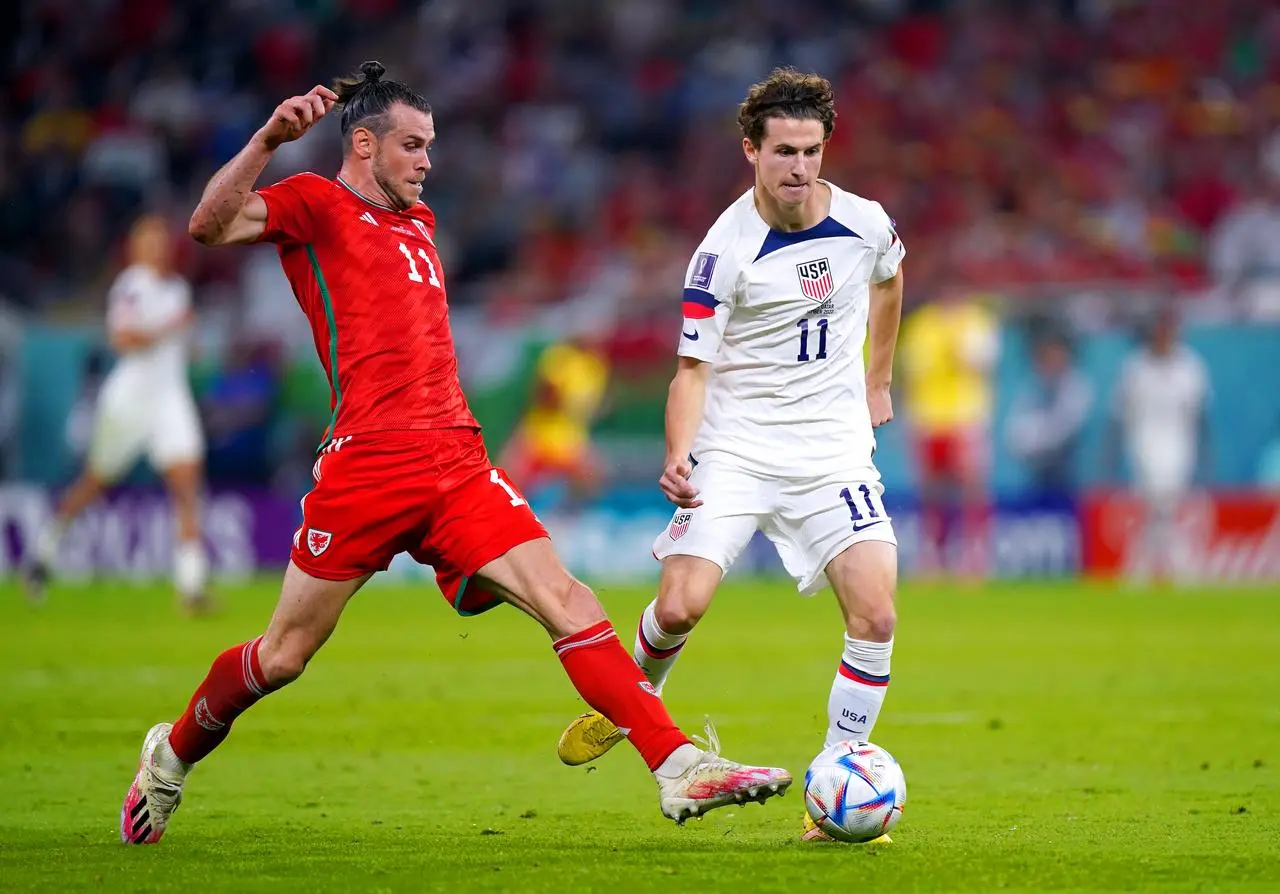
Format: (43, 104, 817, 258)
(659, 457, 702, 509)
(258, 86, 340, 150)
(867, 382, 894, 428)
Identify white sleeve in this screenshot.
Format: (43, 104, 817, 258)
(677, 240, 738, 362)
(106, 268, 147, 333)
(871, 201, 905, 283)
(160, 279, 193, 328)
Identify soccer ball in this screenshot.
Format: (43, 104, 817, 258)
(803, 740, 906, 842)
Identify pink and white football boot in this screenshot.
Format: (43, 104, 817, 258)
(656, 721, 792, 823)
(120, 723, 189, 844)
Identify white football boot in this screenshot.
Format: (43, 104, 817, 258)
(120, 723, 190, 844)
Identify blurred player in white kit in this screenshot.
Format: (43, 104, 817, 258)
(23, 214, 210, 611)
(1110, 307, 1211, 581)
(556, 67, 905, 841)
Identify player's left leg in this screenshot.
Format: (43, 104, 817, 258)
(770, 475, 899, 840)
(557, 461, 763, 766)
(797, 537, 898, 844)
(474, 538, 792, 822)
(557, 554, 725, 767)
(121, 563, 373, 844)
(823, 539, 898, 747)
(770, 476, 899, 748)
(159, 459, 211, 613)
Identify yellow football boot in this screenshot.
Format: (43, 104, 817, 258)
(556, 710, 626, 766)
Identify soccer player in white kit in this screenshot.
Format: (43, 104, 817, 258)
(23, 215, 211, 611)
(1109, 307, 1211, 581)
(556, 69, 905, 841)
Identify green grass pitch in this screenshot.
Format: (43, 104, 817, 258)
(1, 576, 1276, 893)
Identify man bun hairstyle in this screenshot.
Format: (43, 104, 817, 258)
(332, 60, 432, 144)
(738, 67, 836, 147)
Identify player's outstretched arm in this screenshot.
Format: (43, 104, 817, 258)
(189, 85, 338, 246)
(660, 356, 709, 508)
(109, 308, 192, 354)
(867, 267, 904, 428)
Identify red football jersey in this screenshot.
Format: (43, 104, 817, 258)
(256, 172, 478, 443)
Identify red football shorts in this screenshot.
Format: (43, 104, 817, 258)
(290, 428, 548, 616)
(916, 427, 989, 483)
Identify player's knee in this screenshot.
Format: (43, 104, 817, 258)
(653, 593, 705, 636)
(851, 600, 897, 642)
(536, 576, 606, 637)
(257, 640, 310, 688)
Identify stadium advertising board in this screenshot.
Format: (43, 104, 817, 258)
(1081, 490, 1280, 582)
(0, 485, 295, 578)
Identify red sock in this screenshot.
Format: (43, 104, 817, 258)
(555, 621, 691, 771)
(168, 636, 273, 764)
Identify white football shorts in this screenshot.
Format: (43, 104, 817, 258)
(652, 458, 897, 595)
(88, 377, 204, 481)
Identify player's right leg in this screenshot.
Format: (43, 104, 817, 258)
(120, 563, 370, 844)
(474, 538, 790, 823)
(557, 554, 723, 766)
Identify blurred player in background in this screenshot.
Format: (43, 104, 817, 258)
(1004, 327, 1093, 501)
(898, 287, 999, 577)
(1107, 306, 1211, 581)
(554, 68, 904, 843)
(500, 337, 609, 507)
(118, 62, 790, 846)
(22, 214, 209, 612)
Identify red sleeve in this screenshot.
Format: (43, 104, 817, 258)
(256, 173, 332, 244)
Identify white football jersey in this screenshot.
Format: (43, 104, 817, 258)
(104, 264, 192, 391)
(1114, 344, 1209, 490)
(678, 181, 905, 478)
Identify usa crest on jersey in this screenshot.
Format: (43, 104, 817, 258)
(669, 512, 693, 540)
(796, 258, 834, 302)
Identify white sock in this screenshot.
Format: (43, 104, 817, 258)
(35, 519, 66, 567)
(155, 735, 193, 777)
(653, 743, 701, 779)
(825, 634, 893, 748)
(173, 540, 208, 598)
(633, 601, 688, 695)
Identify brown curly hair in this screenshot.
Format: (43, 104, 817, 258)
(737, 67, 836, 148)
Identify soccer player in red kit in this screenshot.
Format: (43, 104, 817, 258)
(118, 62, 791, 845)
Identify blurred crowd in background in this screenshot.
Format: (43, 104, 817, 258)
(1, 0, 1279, 577)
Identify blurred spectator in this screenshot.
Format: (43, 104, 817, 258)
(500, 338, 610, 508)
(1005, 327, 1094, 501)
(201, 339, 281, 487)
(4, 0, 1280, 316)
(898, 288, 999, 576)
(1104, 306, 1212, 582)
(1208, 169, 1280, 320)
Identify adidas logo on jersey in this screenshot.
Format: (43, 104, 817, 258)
(359, 212, 379, 226)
